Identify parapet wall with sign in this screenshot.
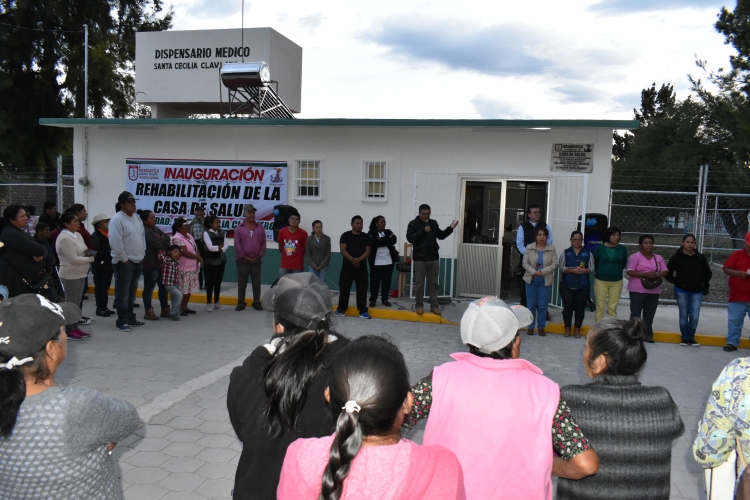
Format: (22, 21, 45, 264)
(135, 28, 302, 117)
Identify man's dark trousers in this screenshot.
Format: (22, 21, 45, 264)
(115, 261, 142, 327)
(338, 264, 368, 314)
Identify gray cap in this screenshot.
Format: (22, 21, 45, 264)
(261, 273, 332, 329)
(244, 204, 257, 213)
(0, 294, 82, 359)
(460, 297, 533, 353)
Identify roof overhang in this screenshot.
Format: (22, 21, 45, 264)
(40, 118, 640, 129)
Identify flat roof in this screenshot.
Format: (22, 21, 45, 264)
(39, 118, 639, 129)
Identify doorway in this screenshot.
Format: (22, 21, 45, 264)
(456, 179, 549, 299)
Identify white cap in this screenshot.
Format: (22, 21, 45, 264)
(460, 297, 533, 353)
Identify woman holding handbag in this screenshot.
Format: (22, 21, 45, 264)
(666, 234, 712, 347)
(367, 215, 398, 308)
(626, 234, 668, 343)
(56, 211, 95, 340)
(0, 205, 47, 299)
(202, 214, 227, 312)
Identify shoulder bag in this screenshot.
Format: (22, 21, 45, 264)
(640, 257, 663, 290)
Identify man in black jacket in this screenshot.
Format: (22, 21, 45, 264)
(406, 204, 457, 315)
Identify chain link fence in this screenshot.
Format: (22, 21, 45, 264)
(609, 188, 750, 304)
(0, 156, 75, 215)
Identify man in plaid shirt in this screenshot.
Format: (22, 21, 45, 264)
(159, 245, 183, 320)
(189, 205, 206, 289)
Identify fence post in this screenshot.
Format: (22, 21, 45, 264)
(698, 164, 710, 253)
(56, 155, 63, 211)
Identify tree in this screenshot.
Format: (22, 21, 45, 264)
(611, 83, 722, 191)
(0, 0, 172, 168)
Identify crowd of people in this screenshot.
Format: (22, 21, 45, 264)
(0, 192, 749, 498)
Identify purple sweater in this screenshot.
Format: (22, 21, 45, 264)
(234, 221, 266, 261)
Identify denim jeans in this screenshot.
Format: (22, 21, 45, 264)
(629, 292, 660, 341)
(674, 288, 703, 342)
(308, 265, 328, 285)
(727, 302, 750, 347)
(115, 261, 142, 327)
(525, 278, 552, 329)
(142, 266, 168, 311)
(164, 285, 183, 317)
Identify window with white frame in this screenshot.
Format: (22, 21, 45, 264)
(362, 161, 387, 200)
(295, 160, 321, 199)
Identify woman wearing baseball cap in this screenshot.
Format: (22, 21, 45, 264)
(0, 294, 139, 499)
(227, 273, 349, 500)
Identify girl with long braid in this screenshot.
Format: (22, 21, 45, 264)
(277, 336, 465, 500)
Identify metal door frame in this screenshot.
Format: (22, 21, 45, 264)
(456, 176, 551, 298)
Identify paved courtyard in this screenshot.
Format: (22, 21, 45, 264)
(55, 295, 741, 500)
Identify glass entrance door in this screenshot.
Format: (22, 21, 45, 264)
(456, 180, 505, 297)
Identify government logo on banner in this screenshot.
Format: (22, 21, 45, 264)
(125, 159, 287, 240)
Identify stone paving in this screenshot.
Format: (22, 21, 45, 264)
(54, 295, 747, 499)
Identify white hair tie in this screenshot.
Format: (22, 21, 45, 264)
(1, 356, 33, 370)
(342, 400, 361, 414)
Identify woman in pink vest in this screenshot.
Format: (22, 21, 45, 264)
(405, 297, 599, 500)
(278, 335, 465, 500)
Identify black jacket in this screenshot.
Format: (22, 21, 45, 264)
(406, 216, 454, 261)
(0, 224, 47, 297)
(144, 226, 170, 269)
(367, 228, 398, 265)
(665, 248, 712, 294)
(227, 333, 350, 500)
(91, 230, 113, 274)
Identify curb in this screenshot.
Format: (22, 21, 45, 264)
(87, 286, 740, 346)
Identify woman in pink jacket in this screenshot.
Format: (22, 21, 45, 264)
(277, 335, 465, 500)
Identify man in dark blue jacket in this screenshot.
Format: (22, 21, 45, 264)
(406, 204, 457, 315)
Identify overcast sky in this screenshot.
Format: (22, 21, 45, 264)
(167, 0, 736, 120)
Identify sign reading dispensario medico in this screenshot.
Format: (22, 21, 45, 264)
(125, 159, 286, 240)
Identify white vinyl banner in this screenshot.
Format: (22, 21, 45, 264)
(125, 159, 287, 239)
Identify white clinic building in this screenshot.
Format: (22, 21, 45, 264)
(41, 28, 638, 300)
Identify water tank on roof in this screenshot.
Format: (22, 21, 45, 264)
(220, 61, 271, 89)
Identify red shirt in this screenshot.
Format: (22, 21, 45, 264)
(278, 227, 308, 271)
(724, 248, 750, 302)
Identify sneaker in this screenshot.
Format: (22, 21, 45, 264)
(78, 316, 93, 326)
(213, 304, 225, 311)
(170, 315, 180, 321)
(724, 344, 738, 352)
(381, 300, 392, 307)
(77, 330, 91, 338)
(129, 321, 146, 327)
(687, 341, 701, 347)
(359, 312, 371, 319)
(95, 309, 111, 317)
(334, 309, 346, 316)
(206, 304, 214, 312)
(67, 329, 86, 340)
(116, 324, 132, 332)
(679, 341, 689, 346)
(235, 303, 246, 311)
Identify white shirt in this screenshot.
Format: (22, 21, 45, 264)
(374, 232, 392, 266)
